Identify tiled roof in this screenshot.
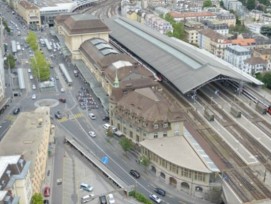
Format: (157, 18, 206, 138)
(254, 48, 271, 55)
(19, 0, 38, 10)
(169, 11, 215, 18)
(230, 38, 256, 46)
(199, 28, 226, 41)
(60, 14, 110, 35)
(244, 57, 267, 65)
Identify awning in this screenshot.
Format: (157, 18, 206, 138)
(74, 60, 109, 111)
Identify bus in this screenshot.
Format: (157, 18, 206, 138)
(59, 63, 73, 86)
(44, 38, 52, 51)
(11, 40, 17, 54)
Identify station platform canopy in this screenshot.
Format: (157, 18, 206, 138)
(105, 17, 263, 94)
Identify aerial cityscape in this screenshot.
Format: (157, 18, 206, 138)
(0, 0, 271, 204)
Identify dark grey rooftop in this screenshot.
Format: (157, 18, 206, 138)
(105, 17, 263, 94)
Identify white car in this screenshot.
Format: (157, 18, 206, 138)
(88, 131, 96, 138)
(32, 84, 36, 90)
(28, 69, 31, 73)
(29, 75, 33, 80)
(32, 94, 36, 100)
(103, 123, 111, 130)
(60, 88, 65, 93)
(108, 193, 115, 204)
(149, 194, 161, 204)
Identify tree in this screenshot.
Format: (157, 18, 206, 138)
(31, 193, 43, 204)
(260, 25, 271, 38)
(247, 0, 256, 10)
(163, 13, 186, 41)
(26, 31, 38, 51)
(119, 137, 134, 154)
(140, 155, 150, 172)
(4, 54, 16, 69)
(262, 72, 271, 89)
(106, 127, 114, 137)
(30, 51, 50, 81)
(203, 0, 212, 8)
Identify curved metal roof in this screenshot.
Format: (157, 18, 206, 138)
(105, 17, 263, 94)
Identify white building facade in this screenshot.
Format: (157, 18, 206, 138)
(224, 45, 251, 69)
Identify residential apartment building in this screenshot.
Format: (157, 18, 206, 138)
(168, 11, 216, 22)
(216, 13, 236, 27)
(250, 10, 263, 21)
(184, 21, 204, 44)
(202, 20, 229, 35)
(54, 14, 110, 59)
(242, 57, 267, 74)
(16, 0, 41, 30)
(224, 45, 251, 69)
(0, 155, 32, 204)
(198, 28, 229, 58)
(144, 14, 173, 34)
(0, 107, 51, 193)
(222, 0, 242, 12)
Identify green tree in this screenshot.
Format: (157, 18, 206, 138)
(203, 0, 212, 8)
(26, 31, 38, 51)
(247, 0, 256, 10)
(260, 25, 271, 38)
(31, 193, 43, 204)
(119, 137, 134, 154)
(262, 72, 271, 89)
(4, 54, 16, 69)
(30, 51, 50, 81)
(140, 155, 150, 172)
(163, 13, 186, 41)
(106, 127, 114, 137)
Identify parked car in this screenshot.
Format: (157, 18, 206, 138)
(60, 88, 65, 92)
(43, 200, 49, 204)
(108, 193, 115, 204)
(99, 195, 107, 204)
(29, 75, 33, 80)
(149, 194, 161, 203)
(32, 84, 36, 90)
(103, 123, 111, 130)
(80, 183, 93, 192)
(102, 116, 109, 121)
(13, 107, 20, 115)
(129, 169, 140, 179)
(32, 94, 36, 100)
(43, 186, 50, 197)
(88, 131, 96, 138)
(154, 187, 166, 196)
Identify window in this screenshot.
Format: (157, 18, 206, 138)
(129, 131, 133, 138)
(154, 124, 158, 129)
(163, 132, 167, 137)
(163, 123, 168, 128)
(154, 133, 158, 138)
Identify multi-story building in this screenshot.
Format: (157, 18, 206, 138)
(168, 11, 216, 22)
(242, 57, 267, 74)
(0, 107, 52, 193)
(144, 14, 173, 34)
(202, 20, 229, 35)
(0, 155, 32, 204)
(216, 13, 236, 27)
(230, 38, 256, 49)
(54, 14, 110, 60)
(16, 0, 41, 30)
(222, 0, 242, 12)
(198, 28, 229, 58)
(184, 21, 204, 44)
(261, 13, 271, 23)
(224, 45, 251, 69)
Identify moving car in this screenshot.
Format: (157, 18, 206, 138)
(129, 169, 140, 179)
(54, 111, 62, 119)
(88, 131, 96, 138)
(149, 194, 161, 203)
(13, 107, 20, 115)
(60, 88, 65, 92)
(89, 113, 96, 120)
(80, 183, 93, 192)
(43, 186, 50, 197)
(29, 75, 33, 80)
(154, 187, 166, 196)
(32, 94, 36, 100)
(59, 98, 66, 103)
(32, 84, 36, 90)
(43, 200, 49, 204)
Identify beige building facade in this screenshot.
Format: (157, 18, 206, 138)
(16, 1, 41, 29)
(55, 14, 110, 60)
(0, 107, 52, 193)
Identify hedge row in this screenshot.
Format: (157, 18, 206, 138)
(129, 191, 153, 204)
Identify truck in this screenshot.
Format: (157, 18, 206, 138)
(17, 44, 21, 51)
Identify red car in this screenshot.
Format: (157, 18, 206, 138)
(44, 186, 50, 197)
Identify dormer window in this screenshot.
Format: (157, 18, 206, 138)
(163, 123, 168, 128)
(154, 124, 159, 129)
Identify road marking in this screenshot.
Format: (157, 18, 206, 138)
(58, 113, 84, 123)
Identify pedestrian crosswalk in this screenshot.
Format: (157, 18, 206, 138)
(58, 112, 84, 123)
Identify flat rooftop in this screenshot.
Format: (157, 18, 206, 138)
(0, 155, 21, 177)
(0, 107, 50, 174)
(140, 136, 212, 173)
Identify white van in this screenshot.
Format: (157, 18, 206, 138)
(80, 183, 93, 192)
(103, 123, 111, 130)
(88, 113, 96, 120)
